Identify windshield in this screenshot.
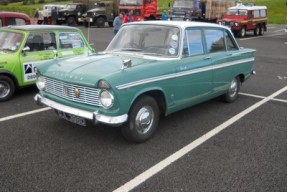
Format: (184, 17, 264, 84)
(0, 31, 24, 52)
(106, 25, 180, 57)
(227, 9, 247, 16)
(173, 0, 193, 8)
(119, 0, 142, 6)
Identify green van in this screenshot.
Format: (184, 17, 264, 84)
(0, 25, 94, 101)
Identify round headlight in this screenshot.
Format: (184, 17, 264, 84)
(100, 90, 114, 109)
(36, 76, 46, 90)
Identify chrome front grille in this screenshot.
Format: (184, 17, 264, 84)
(44, 77, 102, 107)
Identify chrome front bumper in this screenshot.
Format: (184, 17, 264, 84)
(34, 94, 128, 125)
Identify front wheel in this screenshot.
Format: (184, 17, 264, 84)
(239, 26, 246, 37)
(0, 76, 15, 102)
(67, 16, 76, 26)
(96, 17, 105, 28)
(222, 77, 241, 103)
(121, 96, 159, 143)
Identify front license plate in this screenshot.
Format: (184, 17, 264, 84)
(57, 110, 86, 126)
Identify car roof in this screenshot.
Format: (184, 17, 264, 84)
(229, 4, 267, 11)
(123, 21, 230, 30)
(3, 25, 79, 31)
(0, 11, 30, 19)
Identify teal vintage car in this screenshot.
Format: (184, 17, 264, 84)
(34, 21, 256, 143)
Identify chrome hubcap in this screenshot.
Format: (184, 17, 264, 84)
(229, 79, 238, 98)
(0, 82, 10, 99)
(135, 106, 154, 134)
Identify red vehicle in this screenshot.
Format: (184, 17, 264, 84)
(217, 3, 267, 37)
(118, 0, 161, 21)
(0, 12, 31, 27)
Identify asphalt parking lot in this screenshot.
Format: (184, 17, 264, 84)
(0, 24, 286, 192)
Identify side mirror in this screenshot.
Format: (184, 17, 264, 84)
(22, 46, 30, 55)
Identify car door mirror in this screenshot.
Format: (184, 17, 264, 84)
(22, 46, 30, 55)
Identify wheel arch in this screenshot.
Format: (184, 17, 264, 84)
(0, 70, 19, 88)
(129, 89, 167, 116)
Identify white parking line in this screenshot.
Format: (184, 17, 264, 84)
(113, 86, 287, 192)
(239, 33, 285, 41)
(0, 107, 51, 122)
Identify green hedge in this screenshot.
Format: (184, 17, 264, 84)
(0, 6, 37, 17)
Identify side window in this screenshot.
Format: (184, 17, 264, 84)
(0, 19, 3, 27)
(59, 32, 85, 49)
(260, 9, 266, 17)
(8, 18, 16, 25)
(25, 33, 56, 52)
(248, 11, 252, 19)
(15, 18, 26, 25)
(225, 31, 238, 51)
(204, 29, 225, 53)
(254, 10, 260, 18)
(184, 29, 204, 56)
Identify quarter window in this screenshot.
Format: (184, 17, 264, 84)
(204, 29, 225, 53)
(225, 31, 238, 51)
(59, 32, 84, 49)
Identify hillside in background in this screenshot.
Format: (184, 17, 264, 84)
(0, 0, 287, 24)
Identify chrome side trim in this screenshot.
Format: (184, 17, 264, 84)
(34, 94, 128, 125)
(116, 58, 255, 90)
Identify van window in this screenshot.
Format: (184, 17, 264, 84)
(254, 10, 260, 18)
(260, 9, 266, 17)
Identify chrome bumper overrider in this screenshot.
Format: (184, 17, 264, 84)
(34, 94, 128, 125)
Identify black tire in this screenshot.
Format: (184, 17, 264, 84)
(96, 17, 105, 28)
(0, 75, 15, 102)
(121, 96, 159, 143)
(108, 21, 113, 27)
(239, 26, 246, 37)
(67, 16, 76, 26)
(254, 25, 260, 36)
(222, 77, 241, 103)
(259, 25, 265, 35)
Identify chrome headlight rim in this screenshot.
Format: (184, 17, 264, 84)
(99, 89, 114, 109)
(36, 76, 46, 91)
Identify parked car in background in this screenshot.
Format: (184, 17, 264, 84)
(37, 4, 65, 24)
(217, 3, 267, 37)
(0, 25, 94, 101)
(0, 12, 31, 27)
(34, 21, 256, 143)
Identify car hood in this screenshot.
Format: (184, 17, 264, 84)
(38, 53, 160, 87)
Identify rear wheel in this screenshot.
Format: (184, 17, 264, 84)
(259, 25, 265, 35)
(121, 96, 159, 143)
(108, 22, 113, 27)
(0, 76, 15, 102)
(222, 77, 241, 103)
(254, 25, 260, 36)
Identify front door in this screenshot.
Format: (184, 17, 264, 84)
(20, 32, 56, 86)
